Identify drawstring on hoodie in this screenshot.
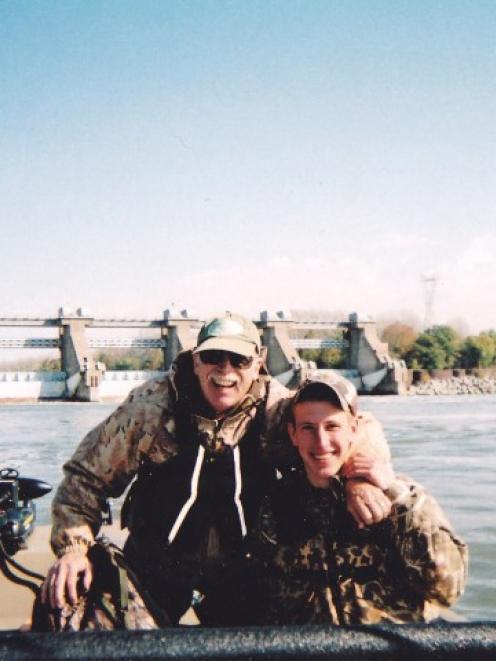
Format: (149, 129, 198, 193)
(168, 445, 206, 544)
(233, 445, 247, 537)
(166, 443, 249, 544)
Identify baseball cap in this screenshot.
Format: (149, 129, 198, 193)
(293, 370, 358, 415)
(194, 313, 261, 358)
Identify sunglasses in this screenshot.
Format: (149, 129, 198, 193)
(198, 350, 255, 369)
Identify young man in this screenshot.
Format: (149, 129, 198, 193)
(265, 375, 468, 625)
(37, 315, 392, 629)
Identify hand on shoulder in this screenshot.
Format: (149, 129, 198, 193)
(342, 453, 395, 491)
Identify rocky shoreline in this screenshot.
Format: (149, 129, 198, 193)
(408, 375, 496, 396)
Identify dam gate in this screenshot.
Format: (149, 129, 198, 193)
(0, 308, 407, 401)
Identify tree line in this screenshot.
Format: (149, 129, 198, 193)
(299, 323, 496, 371)
(382, 323, 496, 370)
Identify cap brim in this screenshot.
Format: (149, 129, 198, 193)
(193, 337, 258, 357)
(322, 383, 354, 414)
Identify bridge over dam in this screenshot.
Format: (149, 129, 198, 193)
(0, 308, 408, 401)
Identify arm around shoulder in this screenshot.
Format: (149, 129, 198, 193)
(353, 411, 391, 462)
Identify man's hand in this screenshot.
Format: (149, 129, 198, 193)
(344, 479, 392, 529)
(342, 453, 395, 491)
(41, 551, 93, 609)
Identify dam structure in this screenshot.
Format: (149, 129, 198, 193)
(0, 308, 408, 401)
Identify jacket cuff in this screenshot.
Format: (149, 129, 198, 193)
(384, 480, 410, 504)
(56, 536, 94, 557)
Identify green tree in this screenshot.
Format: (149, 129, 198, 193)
(430, 325, 461, 368)
(459, 332, 496, 368)
(405, 325, 461, 369)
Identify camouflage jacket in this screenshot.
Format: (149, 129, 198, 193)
(51, 353, 389, 557)
(264, 474, 468, 625)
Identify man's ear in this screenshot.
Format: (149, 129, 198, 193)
(192, 352, 201, 375)
(287, 422, 298, 447)
(348, 415, 358, 442)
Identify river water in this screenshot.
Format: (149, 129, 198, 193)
(0, 394, 495, 621)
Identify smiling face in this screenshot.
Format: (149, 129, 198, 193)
(192, 350, 262, 415)
(288, 400, 357, 488)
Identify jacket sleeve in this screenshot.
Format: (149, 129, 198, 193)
(386, 477, 468, 607)
(352, 411, 391, 462)
(50, 384, 166, 556)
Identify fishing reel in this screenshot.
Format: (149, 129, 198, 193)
(0, 467, 52, 556)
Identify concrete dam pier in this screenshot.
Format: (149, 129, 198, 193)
(0, 308, 408, 401)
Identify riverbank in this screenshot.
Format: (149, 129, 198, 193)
(408, 375, 496, 396)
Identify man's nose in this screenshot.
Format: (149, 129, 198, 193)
(216, 354, 231, 369)
(314, 427, 329, 449)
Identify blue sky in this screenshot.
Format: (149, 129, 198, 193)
(1, 1, 495, 332)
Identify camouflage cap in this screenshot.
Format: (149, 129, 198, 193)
(293, 370, 358, 415)
(194, 313, 261, 357)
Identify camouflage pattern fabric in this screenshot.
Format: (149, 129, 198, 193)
(50, 352, 290, 555)
(51, 353, 389, 556)
(263, 475, 468, 625)
(46, 353, 391, 629)
(32, 540, 167, 631)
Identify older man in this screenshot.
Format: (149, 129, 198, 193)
(264, 375, 468, 625)
(39, 313, 391, 629)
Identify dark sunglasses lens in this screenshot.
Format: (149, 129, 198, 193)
(199, 350, 254, 368)
(199, 350, 224, 365)
(230, 353, 254, 368)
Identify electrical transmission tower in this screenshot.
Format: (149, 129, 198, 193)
(421, 275, 438, 329)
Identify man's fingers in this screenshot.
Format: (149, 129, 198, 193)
(83, 564, 93, 593)
(360, 488, 391, 521)
(366, 495, 389, 524)
(348, 503, 372, 528)
(47, 568, 58, 609)
(347, 499, 373, 528)
(43, 552, 92, 610)
(52, 563, 68, 609)
(345, 454, 371, 467)
(66, 564, 81, 605)
(348, 496, 390, 528)
(343, 458, 373, 478)
(346, 482, 392, 528)
(345, 467, 371, 480)
(40, 572, 50, 604)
